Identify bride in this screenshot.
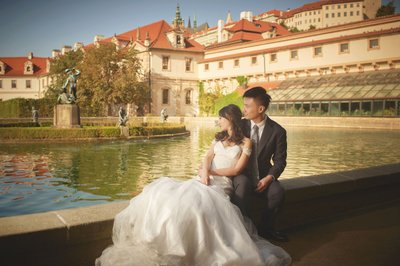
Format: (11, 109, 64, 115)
(96, 104, 291, 266)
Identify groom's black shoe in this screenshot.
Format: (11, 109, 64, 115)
(260, 230, 289, 242)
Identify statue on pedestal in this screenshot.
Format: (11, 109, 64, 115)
(58, 68, 80, 104)
(54, 68, 81, 128)
(118, 107, 128, 127)
(31, 107, 39, 123)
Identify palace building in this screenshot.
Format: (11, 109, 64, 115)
(1, 1, 399, 117)
(0, 53, 51, 101)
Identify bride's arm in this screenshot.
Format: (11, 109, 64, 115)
(200, 142, 216, 185)
(210, 138, 252, 177)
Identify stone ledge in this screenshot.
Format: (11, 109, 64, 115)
(0, 163, 399, 265)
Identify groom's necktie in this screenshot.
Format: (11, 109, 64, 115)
(250, 125, 259, 182)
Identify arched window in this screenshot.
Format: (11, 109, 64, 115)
(185, 89, 192, 104)
(162, 88, 169, 104)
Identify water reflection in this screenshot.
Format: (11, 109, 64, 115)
(0, 125, 399, 217)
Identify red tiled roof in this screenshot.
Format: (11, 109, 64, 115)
(227, 19, 271, 33)
(247, 81, 282, 91)
(255, 9, 283, 19)
(0, 56, 49, 77)
(282, 0, 362, 19)
(85, 20, 204, 52)
(206, 20, 290, 49)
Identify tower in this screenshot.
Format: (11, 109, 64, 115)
(173, 3, 184, 28)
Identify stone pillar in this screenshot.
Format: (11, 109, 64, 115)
(54, 104, 81, 128)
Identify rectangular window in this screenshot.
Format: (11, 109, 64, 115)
(369, 39, 379, 49)
(162, 56, 169, 70)
(350, 11, 353, 16)
(344, 11, 347, 16)
(26, 80, 31, 89)
(185, 58, 192, 72)
(326, 14, 329, 18)
(338, 4, 341, 9)
(0, 80, 2, 88)
(218, 61, 223, 69)
(251, 56, 257, 65)
(338, 12, 341, 17)
(270, 53, 277, 62)
(326, 6, 329, 10)
(162, 89, 169, 104)
(204, 63, 209, 71)
(290, 50, 298, 60)
(314, 47, 322, 57)
(350, 3, 353, 8)
(332, 13, 335, 18)
(356, 11, 360, 16)
(185, 90, 192, 104)
(340, 43, 349, 53)
(11, 80, 17, 88)
(344, 4, 347, 8)
(234, 59, 240, 67)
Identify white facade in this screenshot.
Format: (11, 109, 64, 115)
(279, 0, 380, 31)
(0, 55, 51, 101)
(199, 15, 400, 93)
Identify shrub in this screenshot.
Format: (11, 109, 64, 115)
(0, 124, 186, 140)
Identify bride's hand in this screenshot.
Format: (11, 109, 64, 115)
(200, 173, 210, 186)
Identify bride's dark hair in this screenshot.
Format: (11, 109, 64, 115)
(215, 104, 244, 145)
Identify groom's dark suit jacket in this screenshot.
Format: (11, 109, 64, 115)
(242, 116, 287, 180)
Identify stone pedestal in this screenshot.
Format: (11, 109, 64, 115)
(54, 104, 81, 128)
(120, 126, 129, 137)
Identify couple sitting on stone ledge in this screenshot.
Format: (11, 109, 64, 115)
(96, 87, 292, 266)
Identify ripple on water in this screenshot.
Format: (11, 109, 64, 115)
(1, 126, 399, 217)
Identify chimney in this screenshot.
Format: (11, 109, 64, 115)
(94, 35, 105, 44)
(74, 42, 84, 51)
(240, 11, 253, 22)
(27, 52, 33, 60)
(52, 49, 61, 58)
(61, 45, 72, 55)
(217, 19, 225, 43)
(46, 59, 51, 73)
(144, 31, 150, 47)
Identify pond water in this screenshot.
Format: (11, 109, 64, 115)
(1, 124, 399, 217)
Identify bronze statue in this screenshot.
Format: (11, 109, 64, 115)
(31, 107, 39, 123)
(59, 68, 80, 103)
(118, 107, 128, 126)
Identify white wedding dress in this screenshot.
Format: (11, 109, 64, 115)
(96, 141, 291, 266)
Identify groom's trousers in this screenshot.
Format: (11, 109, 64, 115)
(231, 174, 285, 231)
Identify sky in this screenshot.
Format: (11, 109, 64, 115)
(0, 0, 398, 57)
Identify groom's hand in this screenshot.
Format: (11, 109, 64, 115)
(255, 175, 273, 193)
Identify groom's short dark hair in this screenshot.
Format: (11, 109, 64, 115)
(243, 87, 272, 110)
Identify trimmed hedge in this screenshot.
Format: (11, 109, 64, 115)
(0, 98, 54, 118)
(0, 122, 40, 127)
(0, 124, 186, 140)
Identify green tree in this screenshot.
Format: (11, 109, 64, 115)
(46, 49, 84, 101)
(236, 76, 248, 87)
(376, 1, 396, 17)
(290, 27, 301, 33)
(47, 43, 150, 116)
(78, 43, 149, 115)
(198, 82, 220, 116)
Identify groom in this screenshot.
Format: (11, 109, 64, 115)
(233, 87, 288, 242)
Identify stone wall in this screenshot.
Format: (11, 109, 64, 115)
(0, 164, 399, 266)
